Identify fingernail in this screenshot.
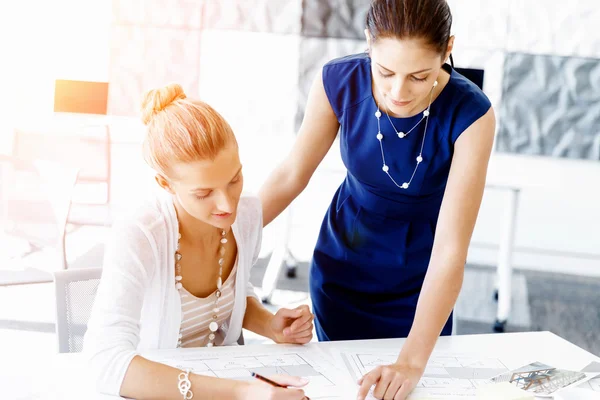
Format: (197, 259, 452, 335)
(284, 328, 290, 335)
(300, 378, 309, 384)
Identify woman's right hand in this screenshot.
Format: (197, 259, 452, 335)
(239, 375, 310, 400)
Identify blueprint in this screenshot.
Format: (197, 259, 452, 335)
(576, 376, 600, 392)
(145, 344, 356, 399)
(552, 375, 600, 400)
(558, 362, 600, 398)
(335, 349, 510, 399)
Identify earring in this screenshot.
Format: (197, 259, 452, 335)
(433, 80, 438, 88)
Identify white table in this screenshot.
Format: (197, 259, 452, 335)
(5, 331, 598, 399)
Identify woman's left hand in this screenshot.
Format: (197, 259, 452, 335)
(269, 305, 314, 344)
(356, 360, 424, 400)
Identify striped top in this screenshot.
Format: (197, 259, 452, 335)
(178, 261, 238, 348)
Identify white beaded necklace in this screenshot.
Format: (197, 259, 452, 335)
(374, 81, 437, 189)
(175, 228, 227, 348)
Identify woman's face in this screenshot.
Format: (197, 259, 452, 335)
(368, 35, 451, 118)
(159, 144, 244, 231)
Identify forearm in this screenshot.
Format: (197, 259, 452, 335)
(258, 163, 308, 227)
(120, 355, 248, 400)
(242, 296, 276, 341)
(398, 252, 465, 367)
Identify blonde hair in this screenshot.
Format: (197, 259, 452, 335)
(140, 83, 237, 177)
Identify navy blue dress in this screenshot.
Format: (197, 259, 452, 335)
(309, 53, 491, 341)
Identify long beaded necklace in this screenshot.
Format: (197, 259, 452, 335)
(374, 80, 437, 190)
(175, 229, 228, 348)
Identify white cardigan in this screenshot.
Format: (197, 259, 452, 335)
(83, 191, 262, 396)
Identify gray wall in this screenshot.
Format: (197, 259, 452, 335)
(108, 0, 600, 161)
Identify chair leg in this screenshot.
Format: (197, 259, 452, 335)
(285, 248, 298, 278)
(495, 188, 520, 333)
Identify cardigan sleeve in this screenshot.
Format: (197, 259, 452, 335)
(83, 217, 157, 396)
(241, 195, 263, 301)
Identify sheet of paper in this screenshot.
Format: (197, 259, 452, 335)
(581, 361, 600, 373)
(476, 382, 534, 400)
(575, 375, 600, 392)
(554, 376, 600, 400)
(144, 344, 356, 399)
(558, 363, 600, 398)
(332, 348, 510, 400)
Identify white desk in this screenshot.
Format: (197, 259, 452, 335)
(4, 331, 598, 399)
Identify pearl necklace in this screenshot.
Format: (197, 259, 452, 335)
(374, 81, 437, 190)
(175, 229, 227, 348)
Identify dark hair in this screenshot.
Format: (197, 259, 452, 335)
(366, 0, 453, 55)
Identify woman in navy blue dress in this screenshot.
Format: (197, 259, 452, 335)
(260, 1, 496, 398)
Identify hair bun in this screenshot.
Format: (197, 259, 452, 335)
(141, 83, 187, 125)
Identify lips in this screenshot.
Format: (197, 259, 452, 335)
(390, 98, 412, 107)
(213, 213, 232, 218)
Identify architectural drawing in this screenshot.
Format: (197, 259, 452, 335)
(337, 350, 510, 399)
(146, 345, 355, 399)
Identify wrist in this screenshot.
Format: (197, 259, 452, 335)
(400, 331, 437, 365)
(396, 343, 431, 371)
(266, 314, 279, 343)
(396, 353, 427, 371)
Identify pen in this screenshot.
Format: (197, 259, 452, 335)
(251, 372, 311, 399)
(251, 372, 287, 387)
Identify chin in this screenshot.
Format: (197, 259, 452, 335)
(210, 212, 236, 229)
(394, 103, 421, 117)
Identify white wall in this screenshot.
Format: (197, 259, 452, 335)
(446, 0, 600, 276)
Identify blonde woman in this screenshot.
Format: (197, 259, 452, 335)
(84, 84, 313, 400)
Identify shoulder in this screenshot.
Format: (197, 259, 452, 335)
(236, 195, 262, 223)
(98, 191, 174, 291)
(324, 52, 371, 71)
(448, 70, 492, 115)
(441, 67, 493, 141)
(234, 195, 263, 242)
(322, 53, 372, 120)
(109, 190, 172, 252)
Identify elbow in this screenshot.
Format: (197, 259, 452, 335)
(291, 171, 310, 194)
(274, 159, 311, 195)
(83, 331, 138, 397)
(86, 346, 138, 397)
(287, 158, 314, 193)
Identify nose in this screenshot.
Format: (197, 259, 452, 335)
(390, 77, 410, 100)
(215, 190, 236, 214)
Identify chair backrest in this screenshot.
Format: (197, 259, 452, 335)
(54, 267, 103, 353)
(0, 155, 78, 272)
(455, 67, 485, 90)
(12, 125, 111, 204)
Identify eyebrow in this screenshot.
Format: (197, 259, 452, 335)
(376, 63, 432, 75)
(190, 166, 243, 192)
